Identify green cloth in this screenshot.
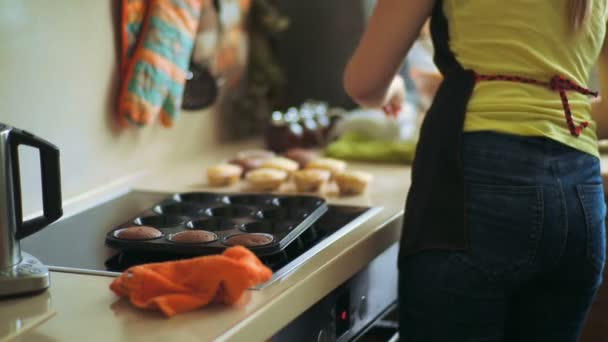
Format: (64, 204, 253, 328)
(325, 132, 417, 164)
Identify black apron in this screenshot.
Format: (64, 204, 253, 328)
(399, 0, 475, 258)
(399, 0, 596, 259)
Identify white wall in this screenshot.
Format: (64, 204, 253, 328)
(0, 1, 221, 216)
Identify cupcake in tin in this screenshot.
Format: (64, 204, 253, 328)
(168, 230, 218, 244)
(114, 226, 163, 240)
(224, 233, 274, 247)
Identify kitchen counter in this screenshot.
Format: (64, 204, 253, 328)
(6, 139, 608, 342)
(2, 139, 411, 342)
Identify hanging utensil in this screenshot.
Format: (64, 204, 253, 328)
(182, 0, 223, 110)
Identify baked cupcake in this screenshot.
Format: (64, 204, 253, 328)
(169, 230, 217, 244)
(207, 164, 243, 187)
(228, 157, 264, 175)
(224, 233, 274, 247)
(236, 149, 275, 160)
(115, 226, 163, 240)
(293, 169, 331, 193)
(283, 148, 318, 168)
(335, 170, 373, 196)
(261, 157, 299, 174)
(230, 149, 275, 175)
(246, 168, 288, 191)
(305, 157, 347, 176)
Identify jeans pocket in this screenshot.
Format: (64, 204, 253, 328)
(465, 183, 543, 279)
(577, 184, 607, 274)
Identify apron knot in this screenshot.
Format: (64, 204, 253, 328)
(549, 75, 598, 97)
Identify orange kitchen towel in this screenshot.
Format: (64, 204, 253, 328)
(110, 246, 272, 317)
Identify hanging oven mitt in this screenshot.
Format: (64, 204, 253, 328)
(120, 0, 147, 72)
(110, 246, 273, 317)
(118, 0, 207, 127)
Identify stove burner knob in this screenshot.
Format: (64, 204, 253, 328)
(358, 295, 368, 320)
(317, 328, 331, 342)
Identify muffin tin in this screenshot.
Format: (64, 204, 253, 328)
(104, 192, 327, 257)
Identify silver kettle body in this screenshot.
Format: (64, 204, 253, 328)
(0, 123, 62, 297)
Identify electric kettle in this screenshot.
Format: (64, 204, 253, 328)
(0, 123, 62, 297)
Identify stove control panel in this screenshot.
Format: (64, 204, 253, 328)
(335, 289, 351, 338)
(273, 243, 399, 342)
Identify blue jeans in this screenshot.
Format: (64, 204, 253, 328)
(398, 132, 607, 341)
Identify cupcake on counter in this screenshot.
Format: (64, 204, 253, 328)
(335, 170, 373, 196)
(246, 168, 289, 192)
(293, 169, 331, 193)
(260, 156, 299, 174)
(229, 149, 275, 175)
(207, 164, 243, 187)
(283, 148, 318, 168)
(235, 149, 275, 160)
(305, 157, 347, 177)
(228, 158, 263, 175)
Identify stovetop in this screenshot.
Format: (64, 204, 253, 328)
(21, 190, 379, 289)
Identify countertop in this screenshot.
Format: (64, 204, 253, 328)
(2, 140, 411, 342)
(5, 140, 608, 342)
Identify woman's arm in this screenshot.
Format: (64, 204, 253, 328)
(343, 0, 436, 108)
(592, 30, 608, 139)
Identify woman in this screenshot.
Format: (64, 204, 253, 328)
(344, 0, 608, 341)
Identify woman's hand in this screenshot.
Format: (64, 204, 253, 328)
(343, 0, 435, 109)
(382, 75, 406, 117)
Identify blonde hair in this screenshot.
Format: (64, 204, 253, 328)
(568, 0, 591, 33)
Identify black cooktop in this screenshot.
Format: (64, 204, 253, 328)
(21, 191, 372, 278)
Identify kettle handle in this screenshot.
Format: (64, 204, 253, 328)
(10, 129, 63, 240)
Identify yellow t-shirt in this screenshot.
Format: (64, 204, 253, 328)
(444, 0, 608, 157)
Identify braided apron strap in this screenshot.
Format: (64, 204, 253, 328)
(474, 73, 598, 137)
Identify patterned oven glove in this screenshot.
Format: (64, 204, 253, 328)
(118, 0, 208, 127)
(120, 0, 146, 73)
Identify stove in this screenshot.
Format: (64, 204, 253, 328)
(21, 190, 398, 341)
(21, 190, 380, 289)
